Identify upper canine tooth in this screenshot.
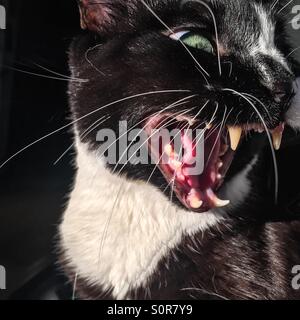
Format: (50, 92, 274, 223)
(271, 123, 285, 151)
(272, 131, 283, 150)
(214, 197, 230, 208)
(228, 126, 242, 151)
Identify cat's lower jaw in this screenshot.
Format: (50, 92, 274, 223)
(59, 135, 255, 300)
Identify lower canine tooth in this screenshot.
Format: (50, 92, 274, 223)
(228, 126, 242, 151)
(214, 197, 230, 208)
(190, 197, 203, 209)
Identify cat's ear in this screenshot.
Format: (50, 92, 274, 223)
(77, 0, 128, 33)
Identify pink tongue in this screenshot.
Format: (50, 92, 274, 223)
(181, 128, 220, 190)
(149, 125, 229, 212)
(162, 128, 222, 211)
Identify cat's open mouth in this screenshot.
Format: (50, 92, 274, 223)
(145, 114, 285, 213)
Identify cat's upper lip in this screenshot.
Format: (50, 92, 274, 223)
(145, 114, 285, 213)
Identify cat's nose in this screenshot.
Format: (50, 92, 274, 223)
(273, 81, 294, 104)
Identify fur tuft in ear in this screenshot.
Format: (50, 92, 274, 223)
(77, 0, 129, 33)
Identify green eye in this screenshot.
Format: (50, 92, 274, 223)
(171, 31, 214, 54)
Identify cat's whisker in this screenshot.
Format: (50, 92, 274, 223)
(97, 108, 196, 271)
(115, 107, 197, 176)
(53, 115, 111, 165)
(232, 109, 243, 128)
(140, 0, 211, 86)
(72, 273, 78, 301)
(85, 43, 106, 76)
(154, 102, 210, 200)
(222, 88, 279, 204)
(180, 287, 229, 300)
(271, 0, 280, 10)
(97, 182, 125, 270)
(111, 95, 198, 175)
(191, 102, 219, 149)
(241, 92, 272, 121)
(33, 63, 88, 82)
(168, 102, 217, 203)
(223, 61, 233, 78)
(4, 66, 85, 83)
(167, 117, 222, 197)
(276, 0, 294, 14)
(96, 95, 197, 161)
(286, 46, 300, 58)
(205, 107, 234, 165)
(205, 110, 226, 162)
(0, 89, 190, 170)
(146, 100, 210, 186)
(181, 0, 222, 76)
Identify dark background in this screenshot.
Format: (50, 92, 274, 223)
(0, 0, 79, 299)
(0, 0, 299, 300)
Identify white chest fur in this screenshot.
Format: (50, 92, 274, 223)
(60, 139, 222, 299)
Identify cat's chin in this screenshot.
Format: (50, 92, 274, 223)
(145, 114, 285, 213)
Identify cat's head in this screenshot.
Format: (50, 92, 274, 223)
(69, 0, 299, 213)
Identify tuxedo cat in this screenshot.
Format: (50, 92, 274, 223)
(59, 0, 300, 300)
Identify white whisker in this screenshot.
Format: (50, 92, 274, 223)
(53, 115, 111, 165)
(115, 106, 197, 176)
(277, 0, 294, 14)
(286, 46, 300, 58)
(85, 44, 106, 76)
(140, 0, 210, 85)
(181, 0, 222, 76)
(0, 89, 190, 170)
(5, 66, 83, 83)
(223, 88, 279, 203)
(33, 63, 88, 82)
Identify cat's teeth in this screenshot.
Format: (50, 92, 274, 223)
(170, 159, 182, 170)
(271, 123, 285, 151)
(189, 196, 203, 209)
(164, 144, 173, 157)
(271, 131, 283, 150)
(214, 197, 230, 208)
(187, 190, 203, 209)
(207, 189, 230, 208)
(228, 126, 242, 151)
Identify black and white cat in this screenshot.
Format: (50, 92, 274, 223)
(59, 0, 300, 300)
